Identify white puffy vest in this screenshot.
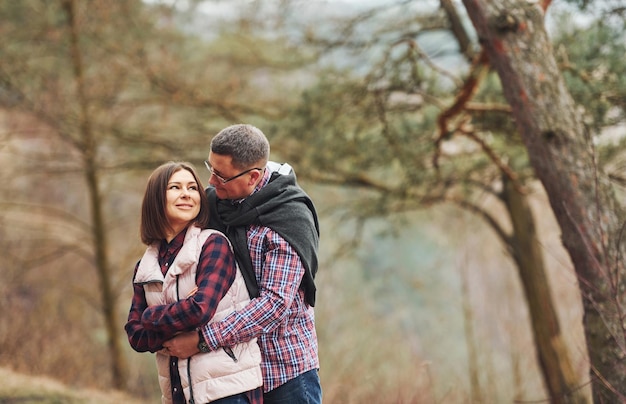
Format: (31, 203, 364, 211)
(134, 225, 262, 404)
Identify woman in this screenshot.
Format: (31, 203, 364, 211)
(125, 161, 262, 404)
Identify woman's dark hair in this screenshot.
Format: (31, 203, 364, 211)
(140, 161, 210, 245)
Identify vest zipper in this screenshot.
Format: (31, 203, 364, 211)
(187, 357, 194, 404)
(223, 346, 238, 362)
(176, 275, 196, 404)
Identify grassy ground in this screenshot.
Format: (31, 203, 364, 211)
(0, 366, 147, 404)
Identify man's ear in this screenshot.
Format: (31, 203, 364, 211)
(248, 169, 262, 185)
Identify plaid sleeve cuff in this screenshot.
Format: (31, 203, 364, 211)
(202, 321, 222, 350)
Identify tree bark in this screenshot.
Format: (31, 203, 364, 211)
(460, 263, 484, 403)
(503, 177, 588, 403)
(462, 0, 626, 401)
(63, 0, 127, 390)
(440, 0, 474, 60)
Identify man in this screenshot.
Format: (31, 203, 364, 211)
(164, 124, 322, 403)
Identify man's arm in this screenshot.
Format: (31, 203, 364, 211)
(206, 229, 304, 345)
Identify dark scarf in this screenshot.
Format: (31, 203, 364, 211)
(206, 168, 319, 306)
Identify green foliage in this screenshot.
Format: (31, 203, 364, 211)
(553, 13, 626, 132)
(283, 46, 531, 222)
(280, 72, 441, 193)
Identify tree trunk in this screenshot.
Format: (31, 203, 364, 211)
(462, 1, 626, 401)
(503, 177, 588, 403)
(63, 0, 127, 390)
(460, 263, 484, 403)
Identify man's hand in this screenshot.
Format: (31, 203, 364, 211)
(162, 331, 200, 359)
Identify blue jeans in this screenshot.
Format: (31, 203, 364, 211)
(210, 393, 250, 404)
(264, 369, 322, 404)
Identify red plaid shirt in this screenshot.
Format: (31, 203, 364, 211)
(200, 169, 319, 393)
(125, 228, 262, 404)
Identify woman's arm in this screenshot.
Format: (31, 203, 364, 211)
(125, 275, 167, 353)
(138, 233, 237, 340)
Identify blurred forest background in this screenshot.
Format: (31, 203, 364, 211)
(1, 0, 626, 403)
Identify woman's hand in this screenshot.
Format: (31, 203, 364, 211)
(162, 331, 200, 359)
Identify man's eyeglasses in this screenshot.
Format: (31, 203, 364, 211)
(204, 160, 263, 184)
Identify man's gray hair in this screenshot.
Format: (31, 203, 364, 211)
(210, 124, 270, 169)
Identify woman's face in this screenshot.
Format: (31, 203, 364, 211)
(165, 169, 201, 240)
